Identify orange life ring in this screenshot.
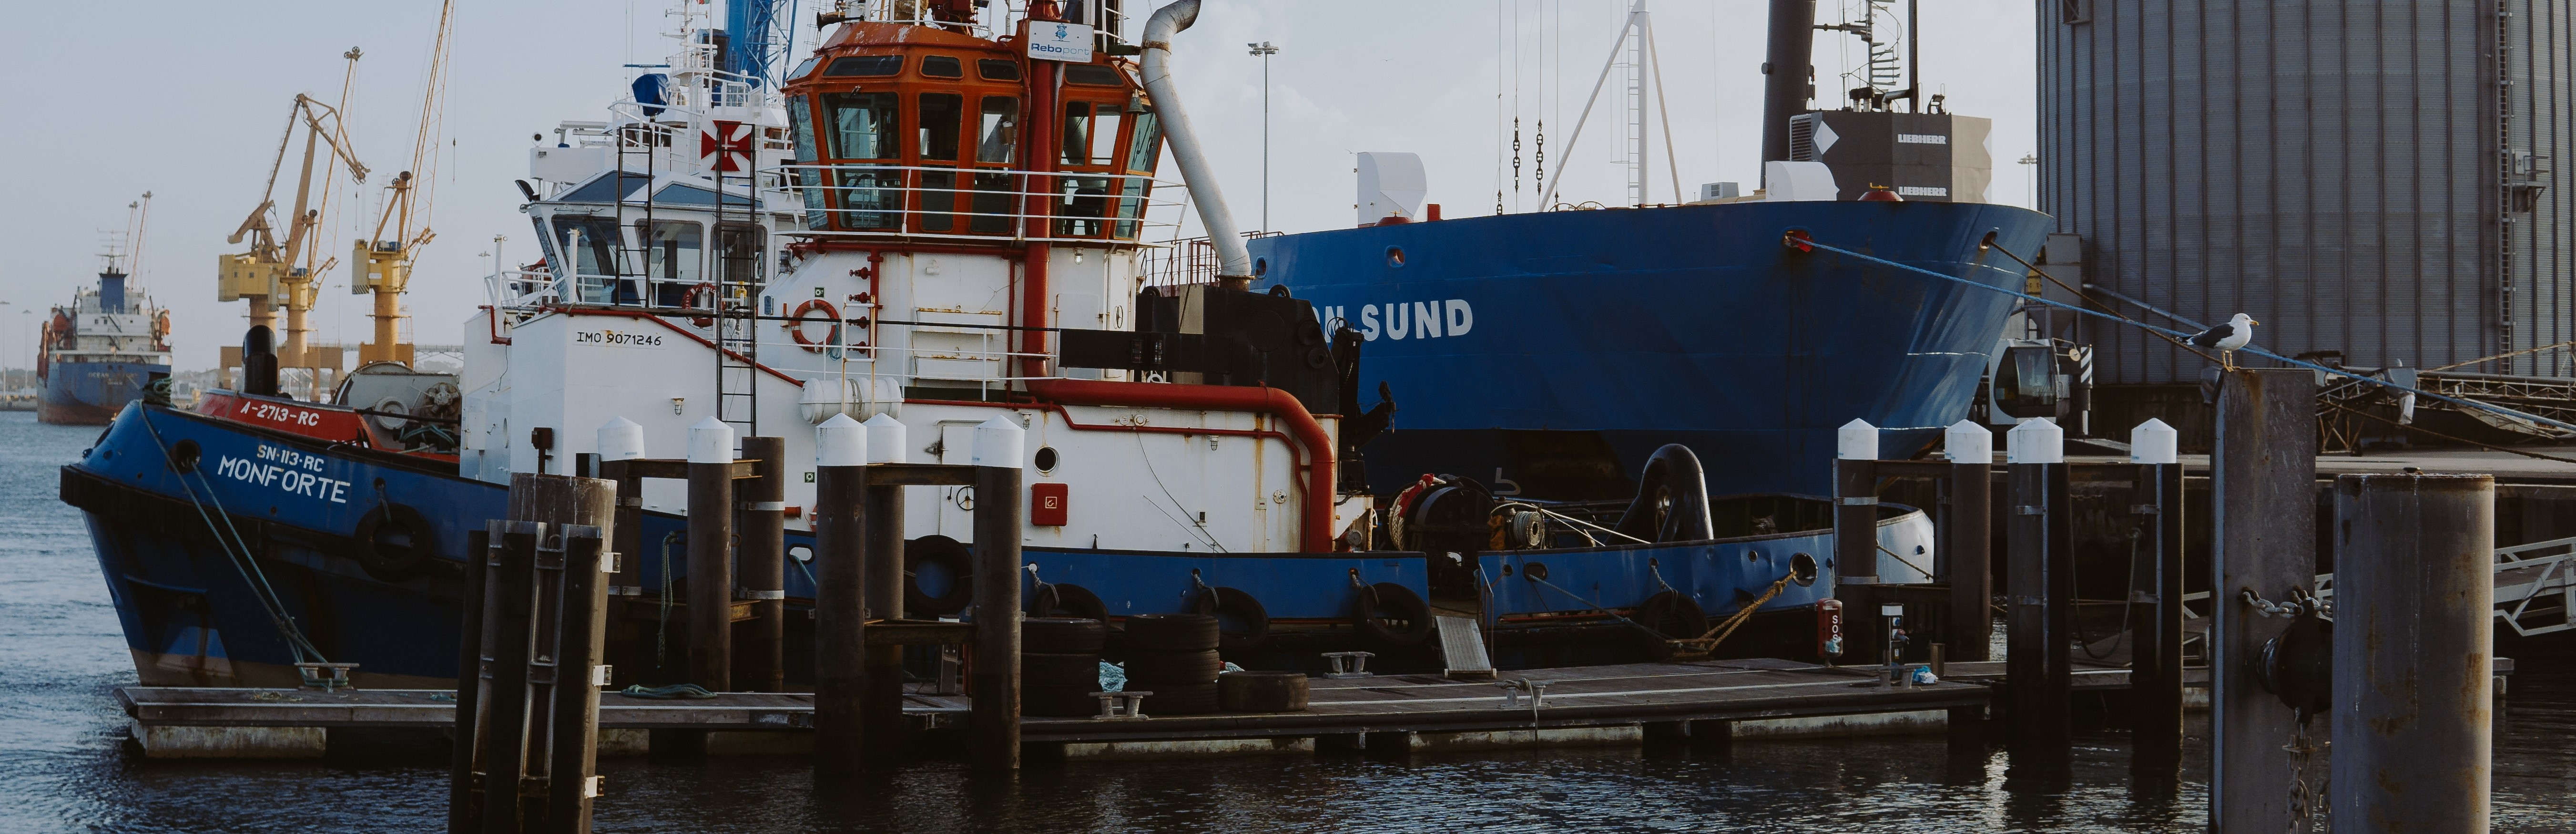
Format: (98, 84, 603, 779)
(787, 299, 841, 352)
(682, 282, 718, 327)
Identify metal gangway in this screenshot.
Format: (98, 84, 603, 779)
(2314, 534, 2576, 638)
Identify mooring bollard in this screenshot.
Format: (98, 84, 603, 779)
(1943, 419, 1994, 663)
(2128, 418, 2186, 772)
(738, 436, 788, 693)
(2005, 417, 2070, 754)
(811, 415, 869, 772)
(597, 418, 647, 687)
(685, 418, 736, 692)
(1833, 419, 1881, 664)
(860, 413, 909, 762)
(968, 416, 1026, 771)
(2331, 473, 2495, 832)
(2212, 369, 2321, 832)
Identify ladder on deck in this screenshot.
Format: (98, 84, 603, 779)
(713, 168, 759, 436)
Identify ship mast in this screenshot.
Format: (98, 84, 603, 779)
(353, 0, 457, 368)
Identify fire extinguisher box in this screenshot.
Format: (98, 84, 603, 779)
(1030, 482, 1069, 526)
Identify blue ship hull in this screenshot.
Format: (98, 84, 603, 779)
(63, 402, 1866, 687)
(40, 360, 164, 425)
(1255, 200, 2050, 497)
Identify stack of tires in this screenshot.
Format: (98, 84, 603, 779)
(1121, 613, 1222, 714)
(1021, 618, 1107, 717)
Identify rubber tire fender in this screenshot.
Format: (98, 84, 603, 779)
(1028, 583, 1110, 624)
(1190, 586, 1272, 654)
(1637, 590, 1710, 640)
(1354, 582, 1435, 648)
(353, 503, 437, 582)
(1122, 613, 1221, 652)
(903, 535, 974, 616)
(1022, 617, 1109, 654)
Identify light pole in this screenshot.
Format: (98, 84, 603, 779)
(1248, 41, 1278, 234)
(2018, 153, 2039, 210)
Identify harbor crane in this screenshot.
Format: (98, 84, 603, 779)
(217, 51, 367, 395)
(350, 0, 457, 367)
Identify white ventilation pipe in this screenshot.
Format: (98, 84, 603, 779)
(1139, 0, 1252, 281)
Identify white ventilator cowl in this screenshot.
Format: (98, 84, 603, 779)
(973, 415, 1026, 468)
(2131, 418, 2179, 464)
(862, 413, 907, 464)
(687, 417, 736, 464)
(1945, 419, 1992, 463)
(2006, 418, 2065, 465)
(816, 413, 867, 467)
(598, 416, 647, 462)
(1836, 419, 1880, 461)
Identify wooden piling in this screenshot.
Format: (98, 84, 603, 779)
(812, 415, 870, 772)
(2211, 369, 2318, 833)
(685, 419, 736, 691)
(2128, 419, 2186, 771)
(2004, 419, 2070, 753)
(1832, 421, 1880, 663)
(600, 460, 645, 686)
(862, 479, 907, 762)
(737, 437, 787, 693)
(968, 417, 1025, 771)
(447, 528, 491, 834)
(476, 521, 540, 833)
(2331, 473, 2494, 832)
(1943, 420, 1993, 662)
(861, 415, 910, 763)
(540, 524, 611, 834)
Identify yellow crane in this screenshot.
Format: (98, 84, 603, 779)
(350, 0, 456, 367)
(218, 50, 367, 393)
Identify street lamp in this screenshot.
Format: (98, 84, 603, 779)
(1247, 41, 1279, 234)
(2018, 153, 2039, 210)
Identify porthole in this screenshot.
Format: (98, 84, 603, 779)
(1385, 247, 1406, 268)
(1252, 257, 1268, 277)
(1034, 446, 1059, 473)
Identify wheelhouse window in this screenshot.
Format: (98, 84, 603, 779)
(976, 97, 1020, 164)
(977, 59, 1022, 81)
(716, 223, 764, 286)
(825, 55, 902, 77)
(825, 92, 900, 228)
(921, 55, 964, 78)
(1114, 110, 1162, 239)
(638, 220, 703, 305)
(917, 93, 965, 232)
(785, 95, 826, 230)
(551, 216, 630, 303)
(970, 96, 1021, 235)
(1062, 64, 1121, 86)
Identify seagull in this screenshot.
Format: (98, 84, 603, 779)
(2187, 313, 2259, 370)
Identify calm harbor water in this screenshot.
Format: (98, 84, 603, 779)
(4, 410, 2572, 832)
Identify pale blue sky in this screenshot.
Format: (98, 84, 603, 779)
(0, 0, 2037, 370)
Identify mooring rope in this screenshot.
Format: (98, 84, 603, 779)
(134, 412, 329, 666)
(1793, 233, 2576, 436)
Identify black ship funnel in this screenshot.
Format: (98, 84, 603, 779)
(1760, 0, 1818, 179)
(242, 326, 279, 397)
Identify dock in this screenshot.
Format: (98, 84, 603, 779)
(120, 658, 1996, 756)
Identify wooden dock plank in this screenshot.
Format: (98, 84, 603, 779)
(111, 659, 1994, 741)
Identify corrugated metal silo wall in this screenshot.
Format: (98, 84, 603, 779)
(2038, 0, 2576, 384)
(2506, 0, 2576, 377)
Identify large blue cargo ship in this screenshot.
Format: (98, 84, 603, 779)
(1259, 199, 2049, 498)
(39, 258, 171, 425)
